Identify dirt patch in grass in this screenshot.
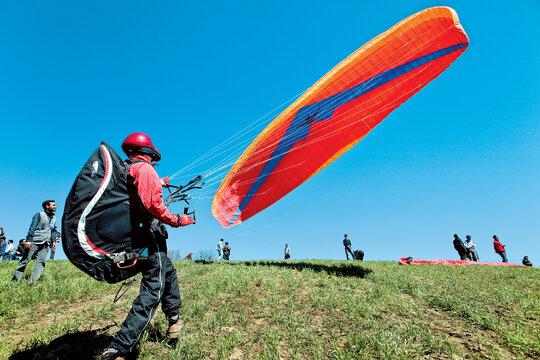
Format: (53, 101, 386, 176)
(412, 296, 517, 360)
(234, 296, 252, 308)
(3, 294, 124, 347)
(228, 347, 244, 360)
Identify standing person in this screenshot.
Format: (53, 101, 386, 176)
(216, 239, 224, 260)
(0, 234, 5, 259)
(3, 240, 15, 261)
(452, 234, 467, 260)
(464, 235, 479, 261)
(0, 227, 6, 258)
(343, 234, 355, 260)
(49, 232, 61, 260)
(11, 200, 58, 283)
(0, 226, 5, 245)
(493, 235, 507, 263)
(223, 242, 231, 260)
(101, 133, 195, 360)
(284, 244, 290, 260)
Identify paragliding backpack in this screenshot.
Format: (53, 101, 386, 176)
(353, 249, 364, 261)
(62, 142, 147, 283)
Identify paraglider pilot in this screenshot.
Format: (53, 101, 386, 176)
(492, 235, 507, 263)
(102, 133, 195, 360)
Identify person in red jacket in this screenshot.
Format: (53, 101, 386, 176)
(102, 133, 194, 360)
(493, 235, 508, 263)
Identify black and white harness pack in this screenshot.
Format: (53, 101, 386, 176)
(62, 142, 143, 283)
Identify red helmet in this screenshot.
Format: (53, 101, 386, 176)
(121, 133, 161, 161)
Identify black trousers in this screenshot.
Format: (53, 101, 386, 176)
(110, 243, 181, 352)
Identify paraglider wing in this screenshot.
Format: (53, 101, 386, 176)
(398, 257, 527, 267)
(213, 7, 469, 228)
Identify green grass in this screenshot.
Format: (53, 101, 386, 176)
(0, 260, 538, 359)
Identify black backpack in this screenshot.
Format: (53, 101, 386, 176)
(62, 142, 144, 283)
(353, 250, 364, 261)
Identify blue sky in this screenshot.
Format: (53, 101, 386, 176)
(1, 0, 539, 263)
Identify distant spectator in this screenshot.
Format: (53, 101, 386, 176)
(223, 242, 231, 260)
(522, 256, 532, 267)
(0, 227, 6, 258)
(464, 235, 479, 262)
(3, 240, 15, 261)
(493, 235, 507, 263)
(216, 239, 224, 260)
(453, 234, 467, 260)
(14, 239, 27, 260)
(0, 233, 5, 258)
(12, 200, 58, 283)
(284, 244, 290, 260)
(184, 252, 194, 260)
(353, 249, 364, 261)
(343, 234, 355, 260)
(49, 232, 61, 260)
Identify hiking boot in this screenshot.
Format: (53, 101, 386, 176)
(101, 348, 126, 360)
(167, 319, 182, 339)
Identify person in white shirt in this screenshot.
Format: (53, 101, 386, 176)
(284, 244, 290, 260)
(216, 239, 224, 260)
(464, 235, 479, 261)
(3, 240, 15, 261)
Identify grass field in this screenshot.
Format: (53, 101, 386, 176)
(0, 259, 538, 359)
